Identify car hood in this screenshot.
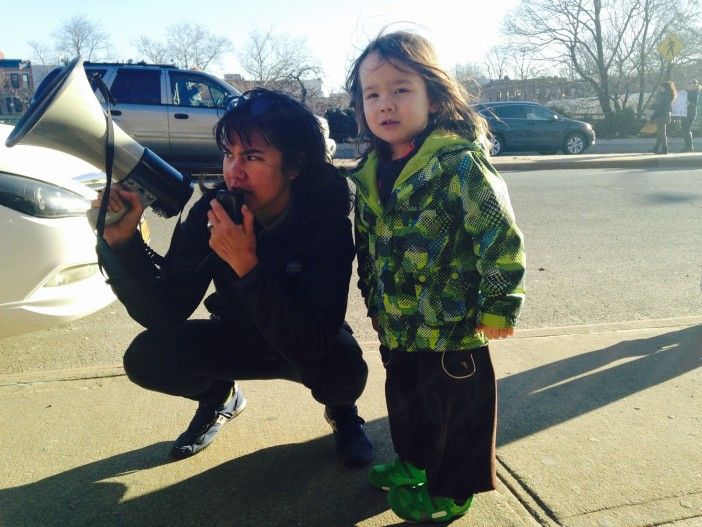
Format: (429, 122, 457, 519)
(0, 124, 103, 200)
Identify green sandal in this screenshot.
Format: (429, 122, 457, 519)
(368, 458, 427, 490)
(388, 483, 473, 523)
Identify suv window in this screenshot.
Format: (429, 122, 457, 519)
(525, 105, 555, 120)
(169, 72, 230, 109)
(111, 70, 161, 105)
(493, 105, 527, 119)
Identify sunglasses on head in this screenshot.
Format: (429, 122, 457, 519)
(226, 92, 289, 117)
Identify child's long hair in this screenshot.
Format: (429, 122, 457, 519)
(346, 30, 489, 154)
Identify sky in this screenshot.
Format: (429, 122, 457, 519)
(0, 0, 522, 93)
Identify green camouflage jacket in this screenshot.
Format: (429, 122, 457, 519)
(349, 130, 526, 352)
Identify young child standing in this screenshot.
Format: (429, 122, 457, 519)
(346, 31, 526, 523)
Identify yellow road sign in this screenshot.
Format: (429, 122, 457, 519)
(658, 33, 684, 61)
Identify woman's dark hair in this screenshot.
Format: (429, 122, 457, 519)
(210, 88, 350, 213)
(346, 30, 490, 155)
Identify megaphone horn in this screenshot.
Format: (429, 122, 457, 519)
(5, 56, 193, 228)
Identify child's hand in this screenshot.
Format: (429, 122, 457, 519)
(476, 324, 514, 340)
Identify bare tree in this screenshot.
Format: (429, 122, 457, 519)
(238, 29, 322, 103)
(454, 63, 486, 99)
(27, 40, 53, 65)
(504, 0, 701, 116)
(455, 63, 487, 82)
(52, 15, 111, 62)
(507, 45, 544, 81)
(166, 23, 231, 70)
(483, 46, 510, 80)
(134, 22, 232, 70)
(133, 36, 170, 65)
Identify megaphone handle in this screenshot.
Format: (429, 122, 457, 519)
(87, 191, 151, 230)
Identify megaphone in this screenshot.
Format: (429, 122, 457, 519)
(5, 56, 193, 228)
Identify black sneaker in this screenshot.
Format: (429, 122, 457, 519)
(325, 405, 374, 467)
(170, 383, 247, 460)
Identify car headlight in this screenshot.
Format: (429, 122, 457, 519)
(42, 263, 101, 287)
(0, 171, 90, 218)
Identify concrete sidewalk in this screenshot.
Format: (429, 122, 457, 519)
(1, 317, 699, 526)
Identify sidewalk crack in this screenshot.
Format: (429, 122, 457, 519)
(497, 455, 564, 526)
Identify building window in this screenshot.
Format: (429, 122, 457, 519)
(22, 73, 30, 89)
(11, 73, 20, 89)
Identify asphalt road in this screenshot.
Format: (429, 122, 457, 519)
(335, 136, 694, 158)
(1, 166, 700, 376)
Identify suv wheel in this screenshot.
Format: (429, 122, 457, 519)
(563, 132, 586, 154)
(490, 135, 504, 156)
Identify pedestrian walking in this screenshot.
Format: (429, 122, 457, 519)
(649, 81, 677, 155)
(681, 79, 699, 152)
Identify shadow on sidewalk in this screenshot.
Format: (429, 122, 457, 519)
(497, 325, 701, 446)
(0, 417, 397, 526)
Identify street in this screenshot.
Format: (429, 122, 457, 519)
(506, 167, 702, 328)
(2, 165, 700, 376)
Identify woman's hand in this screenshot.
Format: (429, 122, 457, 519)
(476, 324, 514, 340)
(90, 186, 144, 247)
(207, 199, 258, 276)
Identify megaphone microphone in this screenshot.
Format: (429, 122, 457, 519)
(5, 56, 193, 229)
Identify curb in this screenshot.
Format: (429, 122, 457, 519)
(334, 153, 702, 171)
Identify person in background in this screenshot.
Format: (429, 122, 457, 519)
(345, 30, 526, 523)
(92, 88, 373, 467)
(681, 79, 699, 152)
(649, 81, 677, 155)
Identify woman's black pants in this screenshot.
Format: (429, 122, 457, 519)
(122, 317, 368, 409)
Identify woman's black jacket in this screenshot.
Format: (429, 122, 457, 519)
(96, 178, 355, 366)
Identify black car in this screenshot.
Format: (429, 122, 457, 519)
(473, 101, 596, 156)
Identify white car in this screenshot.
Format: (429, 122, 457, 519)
(316, 116, 337, 159)
(0, 123, 116, 338)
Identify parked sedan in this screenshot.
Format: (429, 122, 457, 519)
(0, 123, 117, 338)
(474, 101, 596, 156)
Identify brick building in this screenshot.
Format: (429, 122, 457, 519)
(0, 54, 34, 118)
(479, 76, 589, 104)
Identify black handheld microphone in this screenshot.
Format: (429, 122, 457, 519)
(215, 189, 245, 225)
(198, 189, 246, 272)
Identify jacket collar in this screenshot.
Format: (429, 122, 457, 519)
(350, 130, 479, 216)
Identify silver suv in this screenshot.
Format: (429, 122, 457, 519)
(80, 62, 239, 174)
(74, 62, 335, 174)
